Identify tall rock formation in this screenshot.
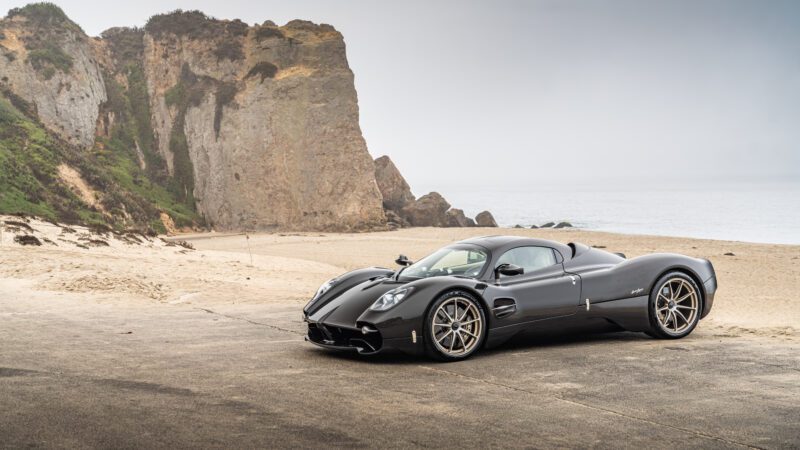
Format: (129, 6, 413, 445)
(141, 14, 385, 230)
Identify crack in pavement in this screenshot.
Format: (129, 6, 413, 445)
(418, 365, 764, 450)
(197, 308, 304, 336)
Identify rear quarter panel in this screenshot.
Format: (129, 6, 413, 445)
(575, 253, 716, 305)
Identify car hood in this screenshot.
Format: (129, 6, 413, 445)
(305, 277, 406, 329)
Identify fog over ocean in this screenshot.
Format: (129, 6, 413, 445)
(421, 180, 800, 245)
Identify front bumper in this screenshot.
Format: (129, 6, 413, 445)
(306, 321, 383, 355)
(305, 319, 421, 356)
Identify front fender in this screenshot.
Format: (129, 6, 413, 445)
(357, 276, 489, 340)
(303, 267, 394, 315)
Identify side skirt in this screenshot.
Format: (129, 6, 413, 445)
(484, 295, 651, 348)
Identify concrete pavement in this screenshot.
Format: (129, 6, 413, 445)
(1, 287, 798, 448)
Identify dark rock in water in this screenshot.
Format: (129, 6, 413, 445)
(541, 222, 555, 228)
(14, 235, 42, 246)
(724, 252, 735, 256)
(513, 224, 523, 229)
(530, 225, 539, 229)
(475, 211, 498, 227)
(445, 208, 471, 227)
(401, 192, 451, 227)
(554, 222, 573, 229)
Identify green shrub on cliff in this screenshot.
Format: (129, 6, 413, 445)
(145, 10, 247, 39)
(27, 42, 73, 79)
(95, 66, 201, 230)
(7, 3, 82, 33)
(0, 94, 102, 225)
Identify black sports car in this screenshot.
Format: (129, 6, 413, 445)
(303, 236, 717, 361)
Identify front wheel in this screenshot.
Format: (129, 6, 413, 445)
(647, 272, 701, 339)
(424, 291, 486, 361)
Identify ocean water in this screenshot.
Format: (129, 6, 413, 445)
(428, 180, 800, 245)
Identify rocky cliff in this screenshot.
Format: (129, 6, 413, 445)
(0, 6, 106, 149)
(139, 13, 385, 230)
(0, 4, 490, 233)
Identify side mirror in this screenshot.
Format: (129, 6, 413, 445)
(395, 254, 413, 266)
(495, 263, 524, 278)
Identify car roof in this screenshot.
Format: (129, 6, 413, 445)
(457, 235, 574, 260)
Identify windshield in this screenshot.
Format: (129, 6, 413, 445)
(399, 245, 488, 281)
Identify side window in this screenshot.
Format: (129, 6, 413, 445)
(497, 246, 557, 274)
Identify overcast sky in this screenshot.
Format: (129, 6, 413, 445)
(12, 0, 800, 191)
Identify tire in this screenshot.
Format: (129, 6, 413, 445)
(647, 271, 702, 339)
(424, 290, 487, 361)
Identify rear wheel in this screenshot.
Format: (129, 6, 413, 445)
(647, 272, 701, 339)
(424, 291, 486, 361)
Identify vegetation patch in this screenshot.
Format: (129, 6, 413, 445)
(214, 82, 237, 138)
(95, 66, 202, 231)
(145, 10, 247, 40)
(10, 4, 78, 80)
(246, 61, 278, 82)
(101, 27, 145, 63)
(213, 40, 244, 62)
(254, 26, 284, 41)
(162, 65, 211, 207)
(7, 3, 83, 33)
(1, 73, 200, 234)
(26, 41, 73, 80)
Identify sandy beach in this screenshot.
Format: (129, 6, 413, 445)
(1, 216, 799, 447)
(2, 218, 797, 337)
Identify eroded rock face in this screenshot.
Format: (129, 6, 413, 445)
(142, 16, 385, 231)
(374, 155, 415, 212)
(0, 14, 106, 149)
(475, 210, 498, 227)
(402, 192, 450, 227)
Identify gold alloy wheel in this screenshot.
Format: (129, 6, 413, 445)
(431, 296, 483, 356)
(655, 277, 699, 334)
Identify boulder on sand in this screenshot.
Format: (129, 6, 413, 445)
(445, 208, 471, 227)
(475, 211, 498, 227)
(554, 221, 573, 229)
(401, 192, 451, 227)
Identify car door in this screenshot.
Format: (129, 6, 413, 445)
(494, 246, 580, 323)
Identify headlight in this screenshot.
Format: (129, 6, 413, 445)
(314, 278, 337, 299)
(370, 287, 413, 311)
